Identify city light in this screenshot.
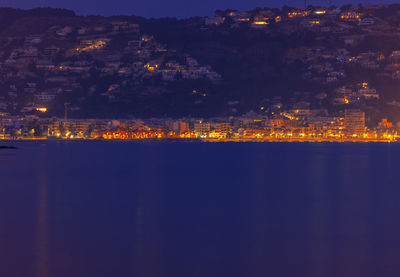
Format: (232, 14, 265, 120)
(253, 21, 269, 25)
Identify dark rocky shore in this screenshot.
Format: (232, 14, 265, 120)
(0, 146, 18, 149)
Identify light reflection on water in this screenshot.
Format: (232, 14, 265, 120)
(34, 158, 50, 277)
(0, 141, 399, 277)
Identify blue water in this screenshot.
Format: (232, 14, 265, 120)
(0, 141, 399, 277)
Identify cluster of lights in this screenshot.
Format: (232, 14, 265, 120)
(288, 11, 310, 18)
(102, 130, 164, 139)
(144, 64, 159, 71)
(340, 12, 361, 20)
(253, 21, 269, 25)
(76, 40, 107, 52)
(91, 126, 398, 142)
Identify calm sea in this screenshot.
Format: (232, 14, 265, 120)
(0, 141, 399, 277)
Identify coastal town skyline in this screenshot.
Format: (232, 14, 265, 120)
(2, 2, 400, 277)
(1, 4, 400, 141)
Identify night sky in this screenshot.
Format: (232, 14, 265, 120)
(0, 0, 399, 17)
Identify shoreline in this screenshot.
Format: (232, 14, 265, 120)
(0, 138, 395, 143)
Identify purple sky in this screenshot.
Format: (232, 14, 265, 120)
(0, 0, 398, 17)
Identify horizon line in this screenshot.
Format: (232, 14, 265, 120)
(0, 1, 394, 19)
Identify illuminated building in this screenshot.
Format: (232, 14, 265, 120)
(252, 21, 269, 25)
(35, 108, 47, 113)
(287, 10, 310, 18)
(340, 12, 362, 21)
(344, 110, 365, 137)
(172, 120, 189, 135)
(193, 122, 210, 137)
(213, 122, 232, 133)
(378, 118, 393, 129)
